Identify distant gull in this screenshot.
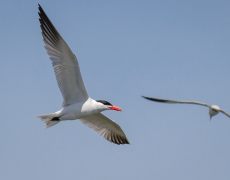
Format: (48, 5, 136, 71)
(142, 96, 230, 119)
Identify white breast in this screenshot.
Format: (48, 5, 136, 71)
(58, 98, 102, 120)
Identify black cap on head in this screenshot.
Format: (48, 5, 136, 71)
(96, 100, 112, 106)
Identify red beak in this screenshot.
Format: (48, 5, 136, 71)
(109, 105, 122, 111)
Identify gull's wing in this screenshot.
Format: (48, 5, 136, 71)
(219, 109, 230, 118)
(142, 96, 210, 108)
(80, 113, 129, 145)
(38, 4, 88, 106)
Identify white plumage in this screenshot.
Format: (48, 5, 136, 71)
(38, 4, 129, 145)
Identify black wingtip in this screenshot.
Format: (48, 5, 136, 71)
(38, 3, 48, 19)
(116, 139, 130, 145)
(142, 96, 152, 101)
(38, 3, 47, 17)
(142, 96, 168, 103)
(121, 138, 130, 145)
(38, 2, 61, 46)
(111, 135, 130, 145)
(142, 95, 147, 99)
(38, 3, 42, 13)
(38, 3, 43, 18)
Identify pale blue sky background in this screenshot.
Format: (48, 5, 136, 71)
(1, 0, 230, 179)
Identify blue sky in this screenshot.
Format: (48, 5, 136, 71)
(1, 0, 230, 179)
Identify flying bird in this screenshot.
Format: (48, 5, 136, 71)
(38, 4, 129, 145)
(142, 96, 230, 119)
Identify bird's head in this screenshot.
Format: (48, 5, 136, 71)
(96, 100, 122, 112)
(209, 105, 220, 120)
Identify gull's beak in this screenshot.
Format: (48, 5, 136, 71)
(109, 105, 122, 111)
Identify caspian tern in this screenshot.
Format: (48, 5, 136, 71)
(38, 4, 129, 145)
(142, 96, 230, 119)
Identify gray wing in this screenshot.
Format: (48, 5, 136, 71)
(38, 4, 88, 106)
(142, 96, 210, 108)
(219, 109, 230, 118)
(80, 113, 129, 145)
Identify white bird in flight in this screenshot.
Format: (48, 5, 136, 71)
(38, 4, 129, 145)
(142, 96, 230, 119)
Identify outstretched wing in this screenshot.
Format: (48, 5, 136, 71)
(142, 96, 209, 107)
(219, 109, 230, 118)
(38, 4, 88, 106)
(80, 113, 129, 145)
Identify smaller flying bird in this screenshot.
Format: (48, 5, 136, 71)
(142, 96, 230, 119)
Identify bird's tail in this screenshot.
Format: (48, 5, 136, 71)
(38, 113, 60, 128)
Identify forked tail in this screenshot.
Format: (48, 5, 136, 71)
(38, 113, 60, 128)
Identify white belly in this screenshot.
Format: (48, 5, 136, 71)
(57, 98, 102, 120)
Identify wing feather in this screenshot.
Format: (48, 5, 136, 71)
(38, 4, 88, 106)
(219, 109, 230, 118)
(80, 113, 129, 145)
(142, 96, 209, 107)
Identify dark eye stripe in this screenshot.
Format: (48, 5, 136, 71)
(96, 100, 112, 106)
